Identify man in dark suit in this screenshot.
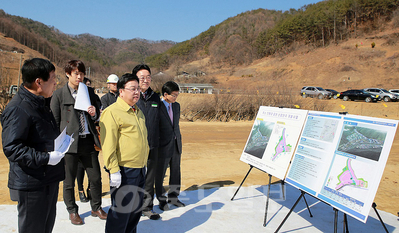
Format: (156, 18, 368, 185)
(155, 81, 184, 211)
(50, 60, 107, 225)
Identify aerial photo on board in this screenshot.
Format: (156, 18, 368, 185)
(244, 120, 274, 159)
(337, 125, 387, 161)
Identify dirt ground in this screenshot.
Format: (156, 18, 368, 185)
(0, 118, 398, 217)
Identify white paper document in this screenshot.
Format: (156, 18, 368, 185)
(54, 127, 74, 154)
(74, 82, 91, 111)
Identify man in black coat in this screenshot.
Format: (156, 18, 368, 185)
(155, 81, 184, 211)
(50, 60, 107, 225)
(1, 58, 65, 233)
(133, 64, 161, 220)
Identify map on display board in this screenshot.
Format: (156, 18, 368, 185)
(240, 106, 308, 180)
(285, 111, 398, 223)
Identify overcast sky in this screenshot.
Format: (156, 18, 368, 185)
(2, 0, 322, 42)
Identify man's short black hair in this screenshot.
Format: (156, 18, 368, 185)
(117, 73, 139, 91)
(22, 58, 55, 88)
(162, 81, 180, 96)
(132, 64, 151, 75)
(65, 60, 85, 76)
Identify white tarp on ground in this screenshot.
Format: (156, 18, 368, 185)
(0, 184, 398, 232)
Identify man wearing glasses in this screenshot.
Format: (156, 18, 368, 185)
(133, 64, 161, 220)
(100, 73, 149, 233)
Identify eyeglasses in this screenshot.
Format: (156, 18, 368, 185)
(139, 76, 152, 81)
(124, 87, 141, 93)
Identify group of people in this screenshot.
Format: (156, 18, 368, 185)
(1, 58, 184, 233)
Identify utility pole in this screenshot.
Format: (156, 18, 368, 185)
(17, 54, 22, 90)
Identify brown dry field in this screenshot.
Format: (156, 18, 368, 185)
(0, 99, 398, 217)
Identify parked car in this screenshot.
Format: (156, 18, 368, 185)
(300, 86, 332, 99)
(325, 89, 340, 99)
(339, 89, 379, 102)
(389, 89, 399, 94)
(363, 88, 397, 102)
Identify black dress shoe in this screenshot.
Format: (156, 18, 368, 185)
(159, 201, 169, 211)
(142, 210, 161, 220)
(168, 198, 185, 207)
(79, 191, 89, 203)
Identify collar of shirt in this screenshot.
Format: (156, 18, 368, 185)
(162, 99, 171, 109)
(116, 97, 138, 113)
(67, 84, 78, 100)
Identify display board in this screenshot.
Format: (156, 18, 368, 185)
(285, 111, 398, 223)
(240, 106, 308, 180)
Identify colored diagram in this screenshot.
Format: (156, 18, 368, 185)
(271, 127, 292, 161)
(336, 158, 368, 190)
(337, 125, 386, 161)
(244, 120, 274, 159)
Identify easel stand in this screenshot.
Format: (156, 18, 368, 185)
(372, 202, 389, 233)
(274, 190, 313, 232)
(276, 197, 388, 233)
(231, 165, 312, 228)
(231, 165, 254, 201)
(263, 174, 272, 226)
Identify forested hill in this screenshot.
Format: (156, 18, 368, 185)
(0, 9, 175, 74)
(146, 0, 399, 70)
(1, 0, 399, 79)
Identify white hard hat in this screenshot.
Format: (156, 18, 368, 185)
(107, 74, 119, 83)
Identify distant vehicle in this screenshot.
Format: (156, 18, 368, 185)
(389, 89, 399, 94)
(8, 85, 18, 96)
(300, 86, 332, 99)
(363, 88, 397, 102)
(325, 89, 340, 99)
(339, 89, 379, 102)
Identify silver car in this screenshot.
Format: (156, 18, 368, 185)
(300, 86, 332, 99)
(363, 88, 398, 102)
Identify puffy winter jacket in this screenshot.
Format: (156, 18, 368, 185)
(1, 85, 65, 190)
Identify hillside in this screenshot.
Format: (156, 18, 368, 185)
(2, 0, 399, 95)
(0, 9, 175, 86)
(211, 28, 399, 92)
(0, 32, 66, 87)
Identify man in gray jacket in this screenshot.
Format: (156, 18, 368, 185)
(50, 60, 106, 225)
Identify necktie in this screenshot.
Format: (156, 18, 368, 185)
(168, 104, 173, 124)
(79, 111, 85, 133)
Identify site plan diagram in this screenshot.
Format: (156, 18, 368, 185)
(240, 106, 308, 180)
(286, 112, 398, 223)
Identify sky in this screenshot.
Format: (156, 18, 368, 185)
(1, 0, 322, 43)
